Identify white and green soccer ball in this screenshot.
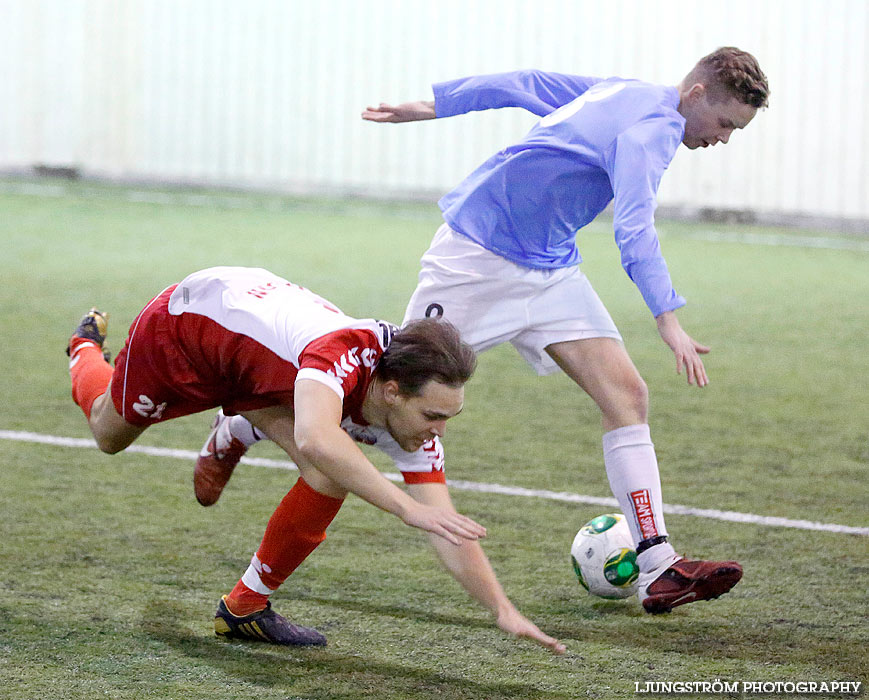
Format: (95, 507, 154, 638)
(571, 513, 640, 599)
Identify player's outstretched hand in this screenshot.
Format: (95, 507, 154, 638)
(496, 607, 567, 655)
(400, 502, 487, 545)
(361, 101, 436, 123)
(655, 311, 710, 387)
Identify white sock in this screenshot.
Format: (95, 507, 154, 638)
(227, 414, 266, 447)
(602, 424, 677, 573)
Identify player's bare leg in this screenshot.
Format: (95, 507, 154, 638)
(546, 337, 742, 612)
(87, 389, 147, 453)
(546, 336, 647, 430)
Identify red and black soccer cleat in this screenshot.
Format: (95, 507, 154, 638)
(639, 557, 743, 614)
(194, 411, 248, 506)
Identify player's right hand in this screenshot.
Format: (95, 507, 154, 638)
(361, 101, 437, 123)
(400, 502, 487, 545)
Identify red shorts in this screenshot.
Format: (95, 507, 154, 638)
(111, 285, 295, 426)
(112, 285, 209, 426)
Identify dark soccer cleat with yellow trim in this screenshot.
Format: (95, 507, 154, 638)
(213, 596, 327, 646)
(66, 307, 111, 362)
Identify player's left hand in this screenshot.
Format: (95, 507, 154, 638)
(497, 608, 567, 654)
(655, 311, 710, 387)
(496, 607, 567, 655)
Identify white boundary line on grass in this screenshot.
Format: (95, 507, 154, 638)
(3, 429, 866, 536)
(680, 229, 869, 253)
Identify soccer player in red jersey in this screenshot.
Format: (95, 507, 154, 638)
(67, 265, 565, 653)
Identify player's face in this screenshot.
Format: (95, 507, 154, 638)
(681, 87, 757, 150)
(385, 380, 464, 452)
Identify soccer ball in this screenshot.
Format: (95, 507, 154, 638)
(571, 513, 639, 599)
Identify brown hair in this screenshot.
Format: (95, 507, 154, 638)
(685, 47, 770, 108)
(375, 318, 477, 396)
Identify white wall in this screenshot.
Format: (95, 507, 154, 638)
(0, 0, 866, 223)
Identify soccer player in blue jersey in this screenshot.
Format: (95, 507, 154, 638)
(362, 47, 770, 613)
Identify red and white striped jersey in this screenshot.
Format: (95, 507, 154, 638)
(165, 266, 444, 482)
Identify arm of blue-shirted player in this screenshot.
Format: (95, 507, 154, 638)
(287, 379, 487, 545)
(362, 70, 603, 123)
(406, 481, 566, 655)
(605, 117, 711, 387)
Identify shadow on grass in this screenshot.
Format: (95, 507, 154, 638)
(300, 593, 865, 677)
(542, 600, 866, 677)
(142, 599, 569, 700)
(299, 593, 499, 631)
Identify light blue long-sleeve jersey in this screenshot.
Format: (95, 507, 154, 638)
(433, 70, 687, 317)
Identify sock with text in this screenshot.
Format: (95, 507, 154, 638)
(603, 424, 677, 573)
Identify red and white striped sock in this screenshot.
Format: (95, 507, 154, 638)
(225, 476, 344, 616)
(68, 337, 114, 419)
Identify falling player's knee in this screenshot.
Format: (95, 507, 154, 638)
(93, 432, 127, 454)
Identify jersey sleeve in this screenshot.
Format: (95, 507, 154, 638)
(296, 328, 379, 400)
(433, 70, 603, 118)
(374, 433, 447, 485)
(604, 116, 687, 317)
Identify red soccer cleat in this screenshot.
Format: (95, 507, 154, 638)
(194, 411, 248, 506)
(639, 557, 743, 614)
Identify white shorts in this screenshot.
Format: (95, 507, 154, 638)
(403, 224, 622, 375)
